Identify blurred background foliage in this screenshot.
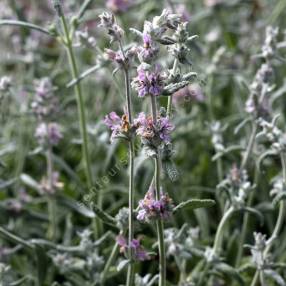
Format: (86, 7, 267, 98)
(0, 0, 286, 285)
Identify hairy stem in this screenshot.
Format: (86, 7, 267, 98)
(101, 242, 119, 285)
(197, 262, 210, 286)
(122, 67, 135, 286)
(240, 122, 258, 171)
(155, 157, 166, 286)
(58, 10, 103, 239)
(235, 122, 258, 267)
(151, 94, 166, 286)
(0, 226, 34, 250)
(202, 206, 234, 285)
(213, 206, 234, 255)
(46, 146, 57, 241)
(167, 58, 179, 117)
(250, 152, 286, 286)
(59, 12, 93, 190)
(126, 141, 135, 286)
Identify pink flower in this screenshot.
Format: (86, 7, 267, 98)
(134, 112, 174, 145)
(137, 33, 159, 62)
(116, 235, 150, 261)
(132, 65, 165, 97)
(137, 188, 173, 222)
(104, 112, 130, 142)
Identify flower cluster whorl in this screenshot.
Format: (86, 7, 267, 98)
(116, 235, 150, 261)
(137, 188, 173, 223)
(134, 112, 174, 146)
(104, 111, 173, 147)
(132, 64, 165, 97)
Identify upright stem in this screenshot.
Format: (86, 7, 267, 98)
(59, 12, 102, 239)
(126, 142, 135, 286)
(167, 58, 179, 117)
(59, 12, 93, 190)
(203, 206, 234, 285)
(155, 157, 166, 286)
(151, 94, 166, 286)
(240, 122, 258, 171)
(123, 67, 135, 286)
(101, 242, 119, 285)
(213, 206, 234, 255)
(235, 122, 258, 267)
(46, 146, 57, 241)
(250, 272, 259, 286)
(250, 152, 286, 286)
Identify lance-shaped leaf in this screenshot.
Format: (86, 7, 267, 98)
(0, 20, 53, 36)
(173, 199, 215, 214)
(162, 81, 190, 96)
(157, 36, 177, 45)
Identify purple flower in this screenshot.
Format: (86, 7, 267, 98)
(116, 235, 150, 261)
(137, 33, 159, 62)
(35, 122, 63, 146)
(158, 116, 174, 142)
(104, 112, 130, 141)
(104, 48, 125, 65)
(134, 112, 174, 146)
(132, 64, 165, 97)
(137, 188, 173, 222)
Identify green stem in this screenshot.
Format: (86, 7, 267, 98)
(250, 272, 259, 286)
(101, 242, 119, 285)
(155, 157, 166, 286)
(240, 122, 258, 171)
(203, 206, 234, 285)
(126, 141, 135, 286)
(46, 146, 57, 241)
(59, 12, 93, 190)
(59, 11, 101, 238)
(235, 122, 258, 267)
(0, 226, 34, 250)
(151, 95, 166, 286)
(122, 66, 135, 286)
(213, 206, 234, 255)
(259, 270, 265, 286)
(250, 153, 286, 286)
(197, 262, 210, 286)
(167, 58, 179, 117)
